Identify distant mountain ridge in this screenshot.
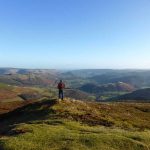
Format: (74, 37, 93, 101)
(65, 69, 150, 78)
(0, 68, 59, 75)
(0, 68, 60, 87)
(64, 69, 150, 88)
(1, 68, 150, 94)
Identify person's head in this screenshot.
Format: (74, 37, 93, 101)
(60, 80, 62, 83)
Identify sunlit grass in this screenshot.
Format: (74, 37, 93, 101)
(0, 120, 150, 150)
(0, 99, 150, 150)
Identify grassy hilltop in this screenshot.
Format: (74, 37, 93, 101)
(0, 98, 150, 150)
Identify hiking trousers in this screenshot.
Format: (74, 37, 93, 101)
(59, 89, 64, 100)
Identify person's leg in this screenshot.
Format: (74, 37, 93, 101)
(61, 90, 64, 100)
(59, 90, 61, 99)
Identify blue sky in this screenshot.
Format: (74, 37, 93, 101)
(0, 0, 150, 69)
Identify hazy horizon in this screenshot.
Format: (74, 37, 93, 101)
(1, 67, 150, 71)
(0, 0, 150, 69)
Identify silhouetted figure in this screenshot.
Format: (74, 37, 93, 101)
(57, 80, 65, 100)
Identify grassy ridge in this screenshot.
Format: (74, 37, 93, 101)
(0, 121, 150, 150)
(0, 99, 150, 150)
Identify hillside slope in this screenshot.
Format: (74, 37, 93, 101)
(64, 89, 94, 101)
(0, 99, 150, 150)
(0, 83, 45, 102)
(79, 82, 135, 94)
(111, 88, 150, 102)
(0, 83, 55, 114)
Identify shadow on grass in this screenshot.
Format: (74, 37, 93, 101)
(0, 143, 5, 150)
(0, 99, 58, 136)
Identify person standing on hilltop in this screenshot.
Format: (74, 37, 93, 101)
(57, 80, 65, 100)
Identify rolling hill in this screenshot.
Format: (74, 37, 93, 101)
(111, 88, 150, 102)
(0, 83, 44, 102)
(1, 68, 150, 91)
(0, 73, 57, 87)
(0, 83, 56, 114)
(0, 68, 60, 87)
(88, 70, 150, 88)
(79, 82, 135, 94)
